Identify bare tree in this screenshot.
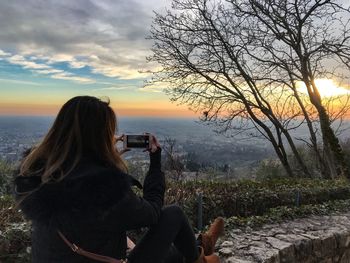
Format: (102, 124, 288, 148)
(148, 0, 350, 178)
(163, 137, 185, 181)
(225, 0, 350, 178)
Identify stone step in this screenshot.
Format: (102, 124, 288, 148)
(216, 212, 350, 263)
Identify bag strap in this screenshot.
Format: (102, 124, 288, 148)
(57, 230, 125, 263)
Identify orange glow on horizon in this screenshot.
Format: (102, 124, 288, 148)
(0, 102, 197, 118)
(115, 108, 196, 118)
(0, 103, 60, 116)
(2, 78, 350, 119)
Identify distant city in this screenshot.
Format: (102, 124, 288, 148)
(0, 116, 270, 165)
(1, 116, 349, 178)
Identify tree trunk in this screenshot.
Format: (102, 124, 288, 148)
(306, 79, 349, 178)
(281, 128, 311, 177)
(317, 105, 349, 178)
(244, 104, 295, 177)
(302, 71, 348, 179)
(292, 88, 329, 178)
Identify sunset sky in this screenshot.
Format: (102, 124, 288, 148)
(0, 0, 196, 117)
(1, 1, 350, 118)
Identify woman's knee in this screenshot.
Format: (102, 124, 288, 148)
(161, 205, 186, 222)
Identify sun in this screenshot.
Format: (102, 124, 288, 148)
(296, 79, 350, 98)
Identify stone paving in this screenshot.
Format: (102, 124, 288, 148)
(217, 212, 350, 263)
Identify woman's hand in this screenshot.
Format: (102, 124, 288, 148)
(114, 134, 130, 155)
(146, 134, 161, 153)
(126, 236, 136, 252)
(146, 134, 162, 169)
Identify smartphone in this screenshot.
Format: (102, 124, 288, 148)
(123, 134, 151, 148)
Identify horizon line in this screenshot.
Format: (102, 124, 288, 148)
(0, 114, 198, 120)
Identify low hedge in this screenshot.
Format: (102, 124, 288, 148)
(0, 196, 30, 263)
(165, 178, 350, 226)
(2, 178, 350, 229)
(1, 178, 350, 262)
(226, 198, 350, 229)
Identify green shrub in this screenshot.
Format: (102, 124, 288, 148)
(0, 196, 30, 263)
(0, 159, 15, 195)
(226, 199, 350, 229)
(165, 178, 350, 225)
(2, 177, 350, 262)
(256, 159, 286, 180)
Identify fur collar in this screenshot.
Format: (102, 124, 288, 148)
(14, 159, 142, 227)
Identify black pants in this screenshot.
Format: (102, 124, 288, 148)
(127, 205, 200, 263)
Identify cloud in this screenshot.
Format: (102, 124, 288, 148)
(0, 78, 42, 86)
(98, 86, 127, 90)
(93, 86, 128, 91)
(51, 72, 95, 84)
(0, 0, 159, 80)
(69, 59, 88, 69)
(35, 69, 64, 74)
(7, 55, 51, 70)
(0, 49, 11, 56)
(138, 82, 165, 93)
(5, 53, 95, 84)
(138, 87, 163, 93)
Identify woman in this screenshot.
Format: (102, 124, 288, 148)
(14, 96, 224, 263)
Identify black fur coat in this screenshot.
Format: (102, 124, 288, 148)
(14, 149, 165, 263)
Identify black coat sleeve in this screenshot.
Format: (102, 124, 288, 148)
(107, 148, 165, 230)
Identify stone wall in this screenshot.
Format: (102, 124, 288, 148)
(217, 213, 350, 263)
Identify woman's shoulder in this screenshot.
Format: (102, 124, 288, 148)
(15, 159, 129, 194)
(67, 158, 127, 182)
(66, 158, 143, 189)
(15, 159, 135, 225)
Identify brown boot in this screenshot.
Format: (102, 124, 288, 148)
(193, 247, 220, 263)
(197, 217, 224, 256)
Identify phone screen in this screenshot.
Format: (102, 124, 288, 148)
(126, 135, 150, 148)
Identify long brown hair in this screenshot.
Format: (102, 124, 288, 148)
(20, 96, 127, 183)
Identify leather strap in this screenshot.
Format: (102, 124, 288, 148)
(57, 230, 125, 263)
